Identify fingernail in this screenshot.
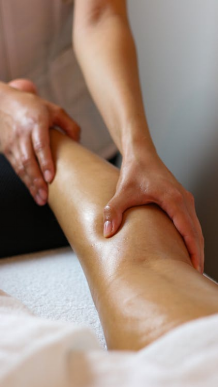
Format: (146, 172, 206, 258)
(44, 170, 52, 183)
(197, 264, 202, 274)
(39, 189, 47, 201)
(104, 221, 112, 237)
(35, 194, 45, 206)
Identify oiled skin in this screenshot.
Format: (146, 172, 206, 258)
(48, 130, 218, 351)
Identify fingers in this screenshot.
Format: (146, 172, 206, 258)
(32, 105, 80, 184)
(103, 178, 204, 275)
(52, 105, 81, 142)
(185, 192, 204, 271)
(32, 124, 55, 184)
(8, 79, 38, 94)
(4, 121, 54, 204)
(159, 190, 204, 274)
(1, 84, 75, 204)
(19, 136, 48, 205)
(5, 132, 49, 205)
(8, 79, 37, 94)
(20, 110, 78, 199)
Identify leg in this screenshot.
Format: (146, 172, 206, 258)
(48, 130, 218, 351)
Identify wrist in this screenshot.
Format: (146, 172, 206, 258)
(121, 121, 157, 163)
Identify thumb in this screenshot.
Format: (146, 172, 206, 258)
(8, 79, 38, 94)
(103, 193, 128, 238)
(52, 107, 81, 142)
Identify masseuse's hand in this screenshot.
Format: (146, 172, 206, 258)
(103, 146, 204, 274)
(0, 79, 80, 205)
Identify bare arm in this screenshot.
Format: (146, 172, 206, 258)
(73, 0, 153, 154)
(72, 0, 204, 272)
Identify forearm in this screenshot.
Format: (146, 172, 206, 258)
(73, 2, 155, 158)
(72, 2, 204, 274)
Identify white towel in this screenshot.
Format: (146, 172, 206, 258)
(0, 290, 218, 387)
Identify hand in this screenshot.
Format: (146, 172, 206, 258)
(103, 148, 204, 273)
(0, 79, 80, 205)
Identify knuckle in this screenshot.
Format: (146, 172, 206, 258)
(166, 188, 183, 204)
(21, 154, 32, 167)
(104, 205, 114, 220)
(193, 229, 199, 239)
(186, 190, 195, 204)
(16, 126, 24, 137)
(33, 177, 45, 188)
(16, 163, 25, 177)
(189, 229, 199, 243)
(185, 232, 195, 244)
(3, 140, 13, 155)
(33, 141, 45, 153)
(171, 189, 183, 204)
(30, 185, 37, 195)
(40, 160, 52, 172)
(104, 205, 111, 216)
(55, 106, 65, 116)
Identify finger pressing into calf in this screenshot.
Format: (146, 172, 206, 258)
(103, 193, 129, 238)
(32, 125, 54, 184)
(168, 201, 202, 273)
(157, 189, 200, 268)
(19, 137, 48, 205)
(12, 152, 41, 204)
(52, 105, 81, 141)
(185, 193, 205, 272)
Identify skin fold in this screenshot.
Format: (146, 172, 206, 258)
(48, 130, 218, 351)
